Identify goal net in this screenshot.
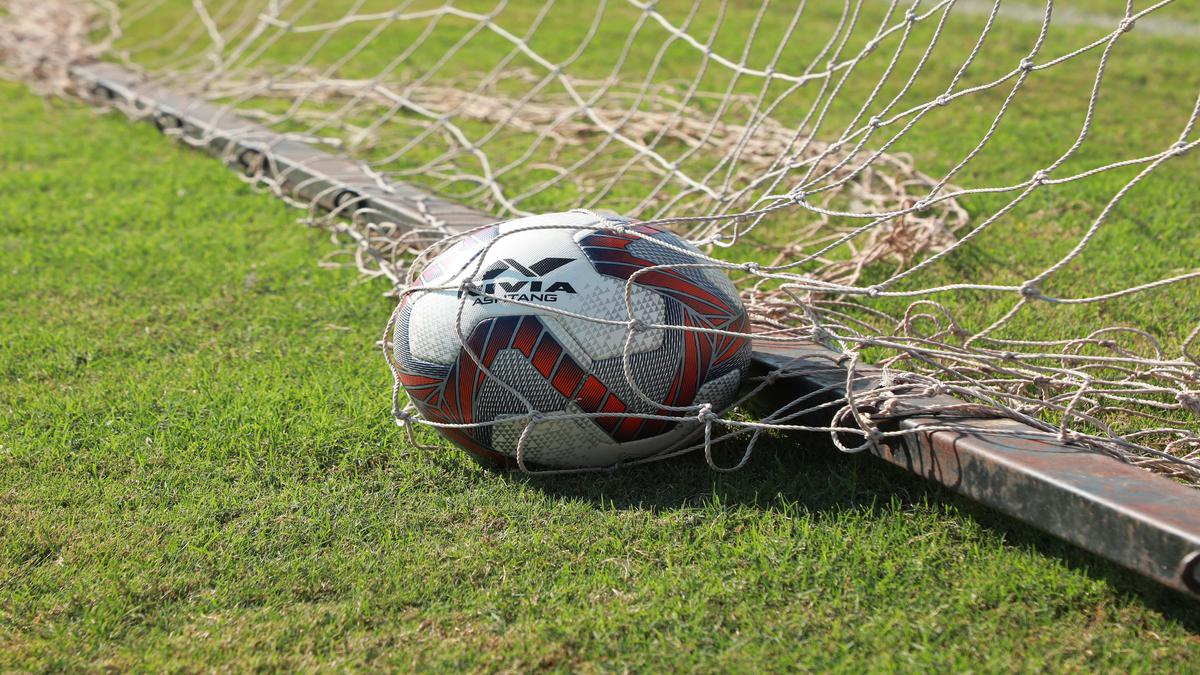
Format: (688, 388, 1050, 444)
(5, 0, 1198, 478)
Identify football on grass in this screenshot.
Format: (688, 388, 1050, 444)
(389, 210, 751, 469)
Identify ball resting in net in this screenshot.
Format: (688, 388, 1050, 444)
(3, 0, 1197, 483)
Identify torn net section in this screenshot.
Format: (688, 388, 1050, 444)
(3, 0, 1197, 480)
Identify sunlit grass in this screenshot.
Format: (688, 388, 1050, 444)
(2, 73, 1199, 669)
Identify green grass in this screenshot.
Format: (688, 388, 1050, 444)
(2, 80, 1199, 670)
(106, 0, 1200, 354)
(119, 0, 1200, 455)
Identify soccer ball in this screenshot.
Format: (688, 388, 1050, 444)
(388, 210, 751, 469)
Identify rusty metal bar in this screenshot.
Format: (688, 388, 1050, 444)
(70, 62, 493, 240)
(68, 62, 1200, 600)
(749, 341, 1200, 599)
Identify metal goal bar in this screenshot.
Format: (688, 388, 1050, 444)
(69, 62, 1200, 600)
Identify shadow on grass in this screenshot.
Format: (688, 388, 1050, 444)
(493, 430, 1200, 631)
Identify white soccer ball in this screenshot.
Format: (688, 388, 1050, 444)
(388, 210, 751, 469)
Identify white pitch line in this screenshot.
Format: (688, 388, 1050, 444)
(955, 0, 1199, 38)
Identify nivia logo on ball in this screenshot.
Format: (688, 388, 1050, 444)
(461, 257, 578, 305)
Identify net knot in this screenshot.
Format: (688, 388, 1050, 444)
(1019, 57, 1035, 72)
(1019, 281, 1043, 299)
(1177, 391, 1200, 414)
(868, 115, 883, 129)
(741, 261, 761, 273)
(628, 318, 650, 333)
(1058, 428, 1081, 443)
(866, 285, 882, 298)
(1030, 169, 1049, 185)
(697, 403, 718, 424)
(904, 8, 918, 22)
(934, 94, 951, 107)
(878, 397, 901, 416)
(789, 190, 808, 205)
(921, 384, 947, 398)
(393, 408, 413, 426)
(866, 427, 885, 445)
(1117, 17, 1135, 33)
(1170, 141, 1190, 157)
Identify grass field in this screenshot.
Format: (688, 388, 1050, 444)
(105, 0, 1200, 353)
(4, 0, 1200, 668)
(2, 75, 1200, 670)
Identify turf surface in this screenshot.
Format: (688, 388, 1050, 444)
(108, 0, 1200, 353)
(1, 81, 1199, 670)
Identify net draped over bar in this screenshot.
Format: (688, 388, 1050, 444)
(3, 0, 1198, 479)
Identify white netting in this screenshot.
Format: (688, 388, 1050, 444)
(4, 0, 1198, 480)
